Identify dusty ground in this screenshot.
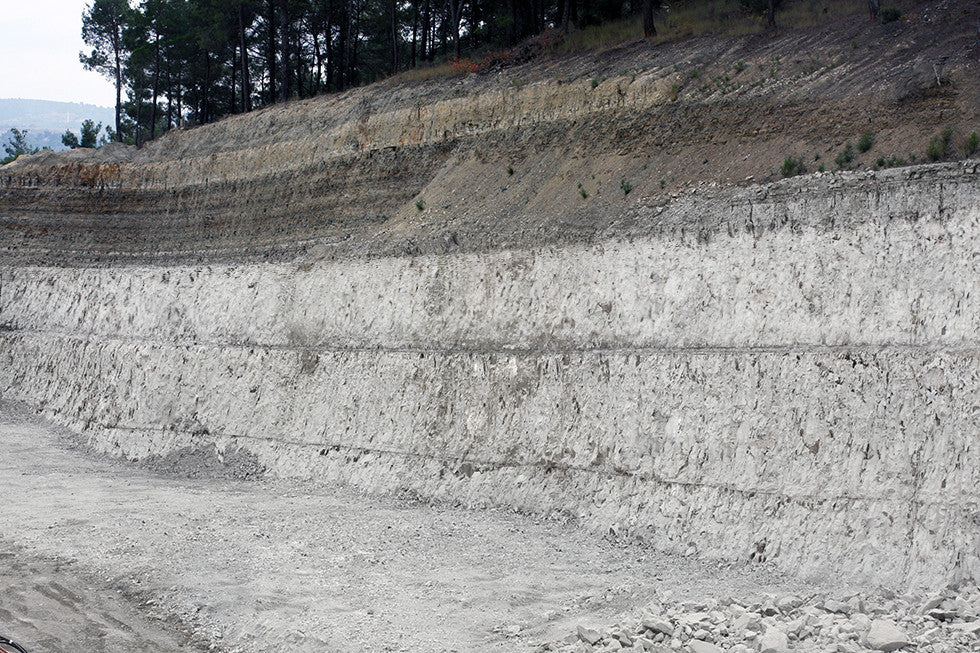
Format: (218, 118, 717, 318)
(0, 400, 839, 652)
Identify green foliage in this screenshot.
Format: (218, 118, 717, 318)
(879, 7, 902, 23)
(507, 165, 514, 176)
(63, 119, 104, 149)
(781, 156, 805, 178)
(2, 128, 39, 164)
(835, 144, 855, 170)
(577, 182, 588, 199)
(415, 199, 425, 211)
(620, 179, 633, 195)
(965, 132, 979, 156)
(61, 130, 80, 149)
(857, 131, 875, 153)
(925, 127, 953, 161)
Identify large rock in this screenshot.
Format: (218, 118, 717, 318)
(757, 627, 789, 653)
(865, 619, 910, 651)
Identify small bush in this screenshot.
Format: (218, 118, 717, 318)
(925, 127, 954, 161)
(876, 157, 886, 168)
(781, 156, 805, 178)
(507, 165, 514, 175)
(733, 60, 746, 73)
(580, 187, 589, 199)
(835, 144, 855, 170)
(620, 179, 633, 195)
(965, 131, 979, 156)
(857, 131, 875, 153)
(415, 199, 426, 211)
(879, 7, 902, 23)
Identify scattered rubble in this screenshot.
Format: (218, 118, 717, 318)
(550, 584, 979, 653)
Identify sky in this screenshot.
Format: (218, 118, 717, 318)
(0, 0, 117, 107)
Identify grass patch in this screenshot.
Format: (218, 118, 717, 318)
(965, 131, 978, 156)
(925, 127, 953, 161)
(857, 131, 875, 153)
(781, 156, 806, 178)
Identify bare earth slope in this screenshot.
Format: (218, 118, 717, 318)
(0, 0, 977, 265)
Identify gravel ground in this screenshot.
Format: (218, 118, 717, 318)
(0, 402, 972, 652)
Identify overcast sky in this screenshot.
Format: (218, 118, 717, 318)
(0, 0, 117, 107)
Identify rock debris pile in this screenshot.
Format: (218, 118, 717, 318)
(545, 584, 980, 653)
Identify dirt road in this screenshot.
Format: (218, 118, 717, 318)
(0, 402, 831, 652)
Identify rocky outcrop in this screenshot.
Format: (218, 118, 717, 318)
(2, 161, 977, 590)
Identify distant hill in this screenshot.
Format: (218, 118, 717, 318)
(0, 99, 115, 152)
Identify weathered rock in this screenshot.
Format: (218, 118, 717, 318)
(643, 618, 674, 636)
(578, 626, 604, 646)
(687, 640, 723, 653)
(758, 627, 790, 653)
(865, 619, 910, 651)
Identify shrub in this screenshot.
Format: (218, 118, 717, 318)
(879, 7, 902, 23)
(620, 179, 633, 195)
(965, 131, 979, 156)
(876, 157, 886, 168)
(507, 165, 514, 175)
(781, 156, 805, 177)
(857, 131, 875, 153)
(925, 127, 953, 161)
(835, 144, 855, 169)
(415, 199, 426, 211)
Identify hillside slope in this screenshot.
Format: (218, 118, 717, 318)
(1, 0, 977, 264)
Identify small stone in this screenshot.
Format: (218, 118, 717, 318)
(612, 631, 633, 647)
(948, 620, 980, 634)
(670, 638, 683, 650)
(823, 599, 849, 614)
(632, 637, 656, 652)
(851, 613, 871, 631)
(578, 626, 603, 646)
(865, 619, 910, 651)
(692, 629, 710, 640)
(758, 627, 790, 653)
(643, 617, 674, 636)
(733, 612, 763, 633)
(506, 624, 522, 636)
(776, 595, 801, 613)
(688, 641, 723, 653)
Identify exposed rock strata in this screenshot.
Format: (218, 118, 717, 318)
(1, 162, 977, 590)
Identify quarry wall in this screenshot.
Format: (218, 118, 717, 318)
(1, 162, 977, 591)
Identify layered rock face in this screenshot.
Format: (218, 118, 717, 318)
(2, 12, 979, 589)
(2, 158, 978, 590)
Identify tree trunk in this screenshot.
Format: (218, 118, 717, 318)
(278, 0, 291, 101)
(239, 3, 252, 111)
(767, 0, 776, 28)
(113, 40, 122, 141)
(642, 0, 656, 37)
(449, 0, 460, 59)
(325, 0, 334, 91)
(390, 0, 398, 73)
(267, 0, 277, 102)
(411, 0, 418, 68)
(151, 33, 160, 139)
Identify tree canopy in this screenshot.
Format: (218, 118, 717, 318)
(80, 0, 793, 145)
